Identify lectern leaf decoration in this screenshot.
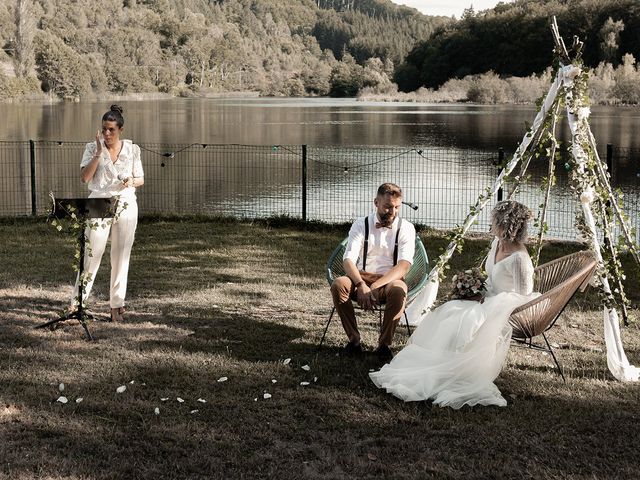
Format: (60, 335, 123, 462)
(48, 195, 127, 306)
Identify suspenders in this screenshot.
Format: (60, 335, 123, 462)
(362, 216, 402, 272)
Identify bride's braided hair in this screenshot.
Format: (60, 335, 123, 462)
(491, 200, 532, 243)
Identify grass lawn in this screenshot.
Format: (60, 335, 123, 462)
(1, 217, 640, 479)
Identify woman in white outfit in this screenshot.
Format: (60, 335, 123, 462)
(370, 200, 539, 409)
(70, 105, 144, 322)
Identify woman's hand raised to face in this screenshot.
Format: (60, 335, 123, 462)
(95, 130, 103, 156)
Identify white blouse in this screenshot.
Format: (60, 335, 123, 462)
(80, 140, 144, 199)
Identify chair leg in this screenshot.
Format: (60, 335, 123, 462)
(403, 311, 412, 337)
(318, 307, 335, 350)
(542, 333, 566, 383)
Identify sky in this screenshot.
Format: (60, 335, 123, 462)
(392, 0, 511, 18)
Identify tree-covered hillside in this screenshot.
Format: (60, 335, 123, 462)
(396, 0, 640, 91)
(0, 0, 447, 99)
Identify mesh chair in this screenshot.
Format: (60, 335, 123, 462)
(318, 236, 429, 349)
(509, 250, 597, 381)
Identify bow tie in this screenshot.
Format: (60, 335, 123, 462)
(375, 222, 392, 229)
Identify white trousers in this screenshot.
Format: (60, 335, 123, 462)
(71, 197, 138, 309)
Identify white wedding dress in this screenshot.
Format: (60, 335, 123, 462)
(370, 237, 539, 409)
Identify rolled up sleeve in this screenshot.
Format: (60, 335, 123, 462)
(397, 222, 416, 265)
(343, 217, 365, 265)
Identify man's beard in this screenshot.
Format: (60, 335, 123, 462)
(379, 212, 395, 227)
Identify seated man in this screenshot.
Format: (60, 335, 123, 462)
(330, 183, 416, 360)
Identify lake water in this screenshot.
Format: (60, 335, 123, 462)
(3, 97, 640, 151)
(1, 98, 639, 240)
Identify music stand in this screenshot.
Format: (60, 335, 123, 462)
(35, 196, 118, 340)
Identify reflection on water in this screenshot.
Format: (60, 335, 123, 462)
(1, 98, 639, 240)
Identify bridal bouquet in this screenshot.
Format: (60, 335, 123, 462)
(448, 268, 487, 301)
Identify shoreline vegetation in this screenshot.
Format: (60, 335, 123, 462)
(358, 56, 640, 106)
(4, 56, 640, 106)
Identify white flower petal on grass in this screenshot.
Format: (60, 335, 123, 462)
(75, 398, 83, 404)
(160, 397, 169, 402)
(58, 383, 65, 392)
(314, 377, 318, 383)
(129, 380, 135, 384)
(217, 376, 228, 383)
(116, 385, 127, 394)
(271, 379, 277, 384)
(283, 358, 291, 365)
(263, 393, 272, 399)
(254, 398, 258, 402)
(154, 407, 160, 415)
(197, 398, 206, 403)
(301, 365, 311, 371)
(177, 397, 185, 403)
(300, 382, 310, 386)
(56, 396, 68, 404)
(190, 410, 199, 414)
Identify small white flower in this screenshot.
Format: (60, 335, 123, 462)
(56, 396, 68, 404)
(300, 382, 310, 386)
(129, 380, 135, 384)
(464, 269, 472, 274)
(154, 407, 160, 415)
(197, 398, 206, 403)
(116, 385, 127, 394)
(301, 365, 311, 371)
(217, 376, 228, 383)
(176, 397, 184, 403)
(263, 393, 272, 399)
(75, 397, 83, 404)
(271, 379, 277, 384)
(190, 410, 199, 414)
(58, 383, 65, 392)
(160, 397, 169, 401)
(283, 358, 291, 365)
(314, 377, 318, 383)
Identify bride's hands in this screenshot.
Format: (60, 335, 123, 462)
(356, 283, 377, 310)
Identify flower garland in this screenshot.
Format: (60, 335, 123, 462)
(48, 194, 125, 308)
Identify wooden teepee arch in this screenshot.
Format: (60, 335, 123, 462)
(406, 18, 640, 382)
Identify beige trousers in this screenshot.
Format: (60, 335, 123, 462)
(70, 197, 138, 309)
(330, 271, 407, 347)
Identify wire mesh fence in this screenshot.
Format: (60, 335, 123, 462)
(1, 140, 639, 242)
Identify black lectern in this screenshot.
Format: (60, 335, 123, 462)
(35, 196, 118, 340)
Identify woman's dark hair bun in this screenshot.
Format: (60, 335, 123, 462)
(110, 104, 124, 115)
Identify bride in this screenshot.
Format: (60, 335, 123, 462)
(370, 200, 539, 409)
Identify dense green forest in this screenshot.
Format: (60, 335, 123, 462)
(3, 0, 640, 103)
(0, 0, 447, 99)
(397, 0, 640, 91)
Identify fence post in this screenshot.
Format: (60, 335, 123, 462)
(301, 144, 307, 222)
(496, 147, 504, 202)
(29, 139, 36, 216)
(606, 143, 613, 179)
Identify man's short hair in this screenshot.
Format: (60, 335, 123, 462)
(377, 183, 402, 198)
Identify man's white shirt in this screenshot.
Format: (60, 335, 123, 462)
(343, 213, 416, 275)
